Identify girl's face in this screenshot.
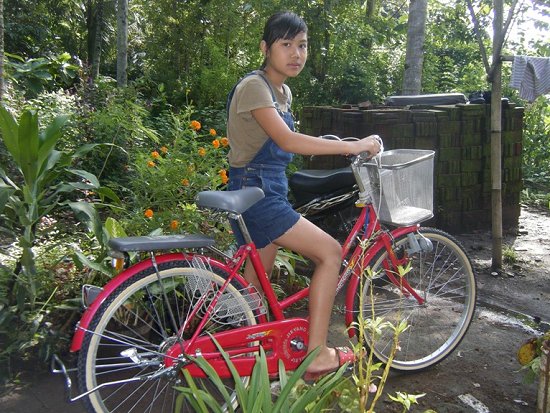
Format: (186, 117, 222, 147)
(262, 31, 308, 80)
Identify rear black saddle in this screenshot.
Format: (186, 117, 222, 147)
(289, 167, 356, 195)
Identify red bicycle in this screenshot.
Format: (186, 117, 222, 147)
(53, 148, 477, 413)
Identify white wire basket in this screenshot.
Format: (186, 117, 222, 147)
(363, 149, 435, 226)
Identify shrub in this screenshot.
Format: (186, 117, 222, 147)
(0, 106, 110, 377)
(121, 107, 233, 246)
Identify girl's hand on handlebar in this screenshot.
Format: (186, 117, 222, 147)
(354, 134, 383, 158)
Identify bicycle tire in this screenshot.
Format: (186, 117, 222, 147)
(353, 227, 477, 372)
(77, 258, 257, 413)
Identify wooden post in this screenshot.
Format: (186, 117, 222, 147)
(490, 62, 503, 270)
(489, 0, 506, 271)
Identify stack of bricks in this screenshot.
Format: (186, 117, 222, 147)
(299, 102, 524, 233)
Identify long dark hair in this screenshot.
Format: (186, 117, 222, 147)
(260, 12, 307, 69)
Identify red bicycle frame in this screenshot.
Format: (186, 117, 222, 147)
(70, 202, 423, 379)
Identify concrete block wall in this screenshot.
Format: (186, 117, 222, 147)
(300, 103, 524, 233)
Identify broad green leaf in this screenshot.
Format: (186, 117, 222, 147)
(0, 106, 20, 164)
(37, 114, 68, 171)
(66, 182, 98, 191)
(68, 201, 103, 241)
(95, 186, 122, 204)
(289, 365, 347, 413)
(71, 251, 112, 276)
(67, 169, 100, 188)
(0, 185, 16, 214)
(104, 217, 127, 239)
(37, 150, 63, 181)
(17, 111, 40, 186)
(4, 52, 24, 62)
(32, 71, 53, 80)
(72, 143, 105, 158)
(0, 166, 18, 190)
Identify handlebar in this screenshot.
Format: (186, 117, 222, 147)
(318, 134, 384, 163)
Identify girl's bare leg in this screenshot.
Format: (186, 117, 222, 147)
(275, 216, 342, 373)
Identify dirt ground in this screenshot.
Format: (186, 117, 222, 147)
(1, 206, 549, 413)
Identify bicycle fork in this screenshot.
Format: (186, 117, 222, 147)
(381, 230, 433, 304)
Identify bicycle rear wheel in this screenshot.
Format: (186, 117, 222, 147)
(77, 258, 258, 413)
(354, 228, 476, 371)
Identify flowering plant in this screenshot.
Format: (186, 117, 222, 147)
(126, 106, 232, 244)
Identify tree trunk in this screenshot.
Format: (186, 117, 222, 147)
(0, 0, 4, 101)
(116, 0, 128, 87)
(365, 0, 379, 19)
(402, 0, 428, 95)
(87, 0, 104, 80)
(466, 0, 520, 271)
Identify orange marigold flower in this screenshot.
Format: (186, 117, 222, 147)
(212, 139, 220, 149)
(170, 220, 179, 230)
(198, 147, 206, 157)
(219, 169, 228, 184)
(144, 209, 154, 218)
(220, 137, 229, 147)
(160, 146, 169, 154)
(147, 161, 156, 168)
(181, 178, 190, 186)
(151, 151, 160, 159)
(190, 120, 201, 131)
(209, 128, 217, 136)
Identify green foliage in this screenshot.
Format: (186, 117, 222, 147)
(4, 0, 86, 58)
(388, 392, 427, 412)
(72, 79, 160, 190)
(522, 96, 550, 195)
(272, 249, 310, 294)
(423, 1, 487, 94)
(5, 52, 79, 98)
(518, 331, 550, 384)
(122, 108, 232, 245)
(502, 244, 518, 265)
(175, 344, 348, 413)
(345, 261, 410, 413)
(0, 106, 112, 374)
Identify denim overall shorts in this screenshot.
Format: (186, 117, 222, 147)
(227, 73, 300, 248)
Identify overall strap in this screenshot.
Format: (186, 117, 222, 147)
(226, 71, 290, 118)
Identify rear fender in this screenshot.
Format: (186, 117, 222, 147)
(70, 253, 239, 352)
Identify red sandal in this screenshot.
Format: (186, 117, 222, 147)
(303, 346, 356, 382)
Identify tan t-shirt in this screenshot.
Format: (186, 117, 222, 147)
(227, 72, 292, 167)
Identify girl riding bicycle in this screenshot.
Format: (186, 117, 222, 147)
(226, 11, 382, 379)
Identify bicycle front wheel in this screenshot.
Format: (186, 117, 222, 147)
(354, 228, 476, 372)
(77, 258, 257, 413)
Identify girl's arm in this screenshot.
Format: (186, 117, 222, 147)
(252, 106, 381, 156)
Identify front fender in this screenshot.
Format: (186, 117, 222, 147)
(344, 226, 417, 337)
(70, 253, 239, 352)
